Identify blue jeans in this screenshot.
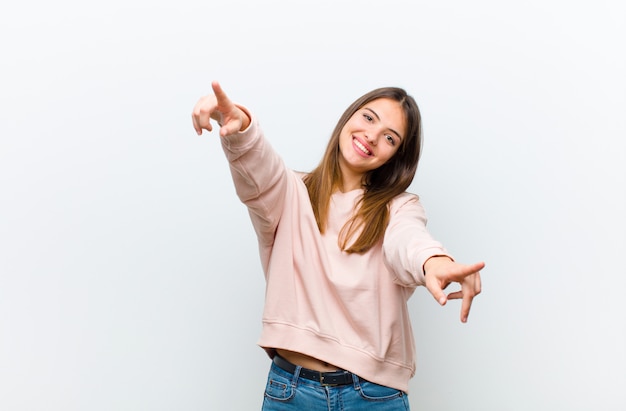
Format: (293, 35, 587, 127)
(261, 361, 410, 410)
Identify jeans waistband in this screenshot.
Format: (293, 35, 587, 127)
(273, 355, 355, 386)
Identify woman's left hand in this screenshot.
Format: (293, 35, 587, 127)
(423, 257, 484, 323)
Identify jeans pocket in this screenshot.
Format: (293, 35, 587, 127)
(264, 368, 295, 401)
(358, 380, 405, 401)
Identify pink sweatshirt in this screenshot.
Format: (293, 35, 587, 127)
(220, 110, 451, 393)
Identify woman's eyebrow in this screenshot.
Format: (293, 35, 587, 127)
(363, 107, 403, 141)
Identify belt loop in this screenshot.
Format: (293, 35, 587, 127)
(290, 364, 303, 388)
(351, 373, 362, 390)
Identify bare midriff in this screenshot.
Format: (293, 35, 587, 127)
(275, 348, 341, 372)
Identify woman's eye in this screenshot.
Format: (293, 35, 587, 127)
(363, 114, 373, 122)
(386, 135, 395, 145)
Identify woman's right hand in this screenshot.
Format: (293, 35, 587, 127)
(191, 81, 250, 137)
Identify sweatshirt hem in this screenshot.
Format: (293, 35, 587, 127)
(257, 321, 414, 393)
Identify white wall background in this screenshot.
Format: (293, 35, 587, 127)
(1, 0, 624, 410)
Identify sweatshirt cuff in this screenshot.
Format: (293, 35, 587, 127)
(220, 105, 258, 154)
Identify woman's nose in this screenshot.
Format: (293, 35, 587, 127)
(365, 132, 378, 145)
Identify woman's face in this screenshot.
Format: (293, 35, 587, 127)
(338, 98, 406, 184)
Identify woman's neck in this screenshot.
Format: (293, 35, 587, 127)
(338, 173, 364, 193)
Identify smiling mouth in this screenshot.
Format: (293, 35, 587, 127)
(353, 138, 372, 156)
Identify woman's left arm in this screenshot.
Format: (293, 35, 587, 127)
(383, 193, 484, 322)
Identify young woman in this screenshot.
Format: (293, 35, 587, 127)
(192, 81, 484, 410)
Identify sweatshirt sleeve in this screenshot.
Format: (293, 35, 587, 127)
(219, 106, 288, 247)
(382, 193, 453, 287)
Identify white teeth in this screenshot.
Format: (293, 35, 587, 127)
(354, 139, 371, 155)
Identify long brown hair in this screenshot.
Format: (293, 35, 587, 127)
(303, 87, 423, 253)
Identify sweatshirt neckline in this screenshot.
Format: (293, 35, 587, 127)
(333, 188, 364, 196)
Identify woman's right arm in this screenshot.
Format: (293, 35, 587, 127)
(191, 81, 289, 246)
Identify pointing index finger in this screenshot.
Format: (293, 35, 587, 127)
(451, 261, 485, 282)
(211, 81, 232, 108)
